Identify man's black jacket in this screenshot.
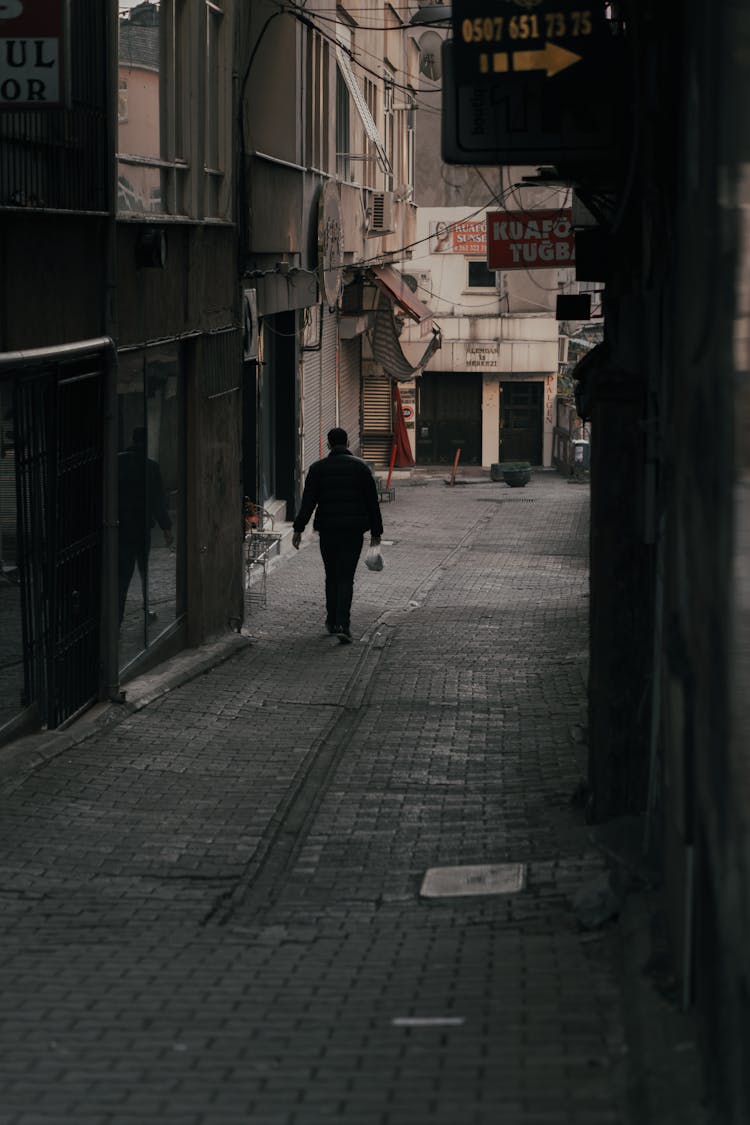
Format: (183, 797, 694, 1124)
(293, 447, 384, 537)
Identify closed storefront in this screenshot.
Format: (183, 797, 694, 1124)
(500, 381, 543, 464)
(302, 306, 338, 472)
(361, 377, 393, 465)
(338, 336, 361, 455)
(416, 372, 482, 465)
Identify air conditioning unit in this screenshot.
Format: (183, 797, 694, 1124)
(369, 191, 395, 235)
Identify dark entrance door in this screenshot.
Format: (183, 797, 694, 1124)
(416, 373, 482, 464)
(500, 381, 543, 464)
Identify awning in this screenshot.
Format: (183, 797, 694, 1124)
(369, 290, 441, 383)
(370, 265, 434, 325)
(336, 46, 391, 175)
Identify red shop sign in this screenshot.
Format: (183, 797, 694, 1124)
(486, 208, 575, 271)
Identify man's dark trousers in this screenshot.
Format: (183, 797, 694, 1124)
(319, 530, 364, 632)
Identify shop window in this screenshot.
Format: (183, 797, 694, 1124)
(117, 343, 185, 670)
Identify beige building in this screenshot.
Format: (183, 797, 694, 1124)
(242, 1, 422, 506)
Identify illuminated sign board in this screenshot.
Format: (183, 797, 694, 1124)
(0, 0, 66, 107)
(487, 208, 575, 270)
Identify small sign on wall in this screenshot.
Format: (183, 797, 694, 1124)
(0, 0, 66, 107)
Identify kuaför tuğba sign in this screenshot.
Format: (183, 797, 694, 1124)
(486, 208, 575, 270)
(0, 0, 64, 107)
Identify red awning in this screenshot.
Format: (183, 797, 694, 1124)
(369, 265, 433, 324)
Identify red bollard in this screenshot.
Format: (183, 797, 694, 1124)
(386, 442, 398, 491)
(449, 447, 461, 486)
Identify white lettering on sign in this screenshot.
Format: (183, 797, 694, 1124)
(486, 208, 575, 271)
(508, 240, 573, 264)
(0, 37, 58, 101)
(0, 2, 25, 19)
(491, 216, 572, 241)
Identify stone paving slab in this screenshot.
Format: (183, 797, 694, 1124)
(0, 474, 639, 1124)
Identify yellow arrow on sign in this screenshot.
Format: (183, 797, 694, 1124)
(513, 42, 582, 77)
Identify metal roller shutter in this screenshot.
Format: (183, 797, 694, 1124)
(361, 377, 393, 465)
(302, 306, 338, 473)
(302, 314, 321, 473)
(321, 307, 338, 441)
(338, 336, 361, 455)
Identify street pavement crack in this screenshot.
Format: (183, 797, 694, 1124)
(204, 628, 391, 927)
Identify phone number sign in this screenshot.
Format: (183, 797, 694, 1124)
(0, 0, 65, 107)
(452, 1, 605, 84)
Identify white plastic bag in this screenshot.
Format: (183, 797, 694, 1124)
(365, 544, 384, 572)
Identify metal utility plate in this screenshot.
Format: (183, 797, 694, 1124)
(420, 863, 526, 898)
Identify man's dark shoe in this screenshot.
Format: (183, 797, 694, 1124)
(325, 620, 335, 634)
(335, 627, 352, 644)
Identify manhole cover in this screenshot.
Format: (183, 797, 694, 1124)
(420, 863, 526, 898)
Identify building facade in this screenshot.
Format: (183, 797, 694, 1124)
(0, 0, 426, 740)
(0, 0, 242, 740)
(240, 0, 421, 504)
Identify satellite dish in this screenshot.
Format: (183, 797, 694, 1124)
(418, 31, 443, 81)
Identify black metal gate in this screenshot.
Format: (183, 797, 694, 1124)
(13, 353, 104, 728)
(500, 381, 543, 464)
(416, 373, 482, 464)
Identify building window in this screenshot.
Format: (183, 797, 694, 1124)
(405, 95, 416, 198)
(383, 70, 395, 192)
(335, 44, 390, 188)
(336, 67, 351, 181)
(364, 77, 378, 189)
(204, 0, 228, 217)
(305, 27, 330, 173)
(117, 0, 231, 219)
(467, 260, 497, 289)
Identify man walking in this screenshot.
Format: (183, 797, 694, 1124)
(292, 427, 383, 643)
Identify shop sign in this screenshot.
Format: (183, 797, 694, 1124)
(453, 0, 599, 85)
(0, 0, 66, 107)
(431, 218, 486, 256)
(457, 342, 499, 370)
(443, 1, 622, 169)
(487, 208, 574, 270)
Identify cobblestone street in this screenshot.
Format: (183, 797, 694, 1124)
(0, 472, 633, 1125)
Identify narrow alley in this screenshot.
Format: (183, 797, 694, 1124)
(0, 473, 631, 1125)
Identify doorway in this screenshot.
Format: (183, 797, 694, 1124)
(500, 381, 543, 464)
(416, 373, 482, 464)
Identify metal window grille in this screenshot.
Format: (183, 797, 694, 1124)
(200, 328, 241, 400)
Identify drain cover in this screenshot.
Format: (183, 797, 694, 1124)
(420, 863, 526, 898)
(392, 1017, 465, 1027)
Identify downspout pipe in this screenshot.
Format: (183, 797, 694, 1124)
(102, 0, 121, 704)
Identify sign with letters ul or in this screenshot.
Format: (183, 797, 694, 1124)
(0, 0, 65, 107)
(444, 1, 621, 168)
(487, 209, 575, 270)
